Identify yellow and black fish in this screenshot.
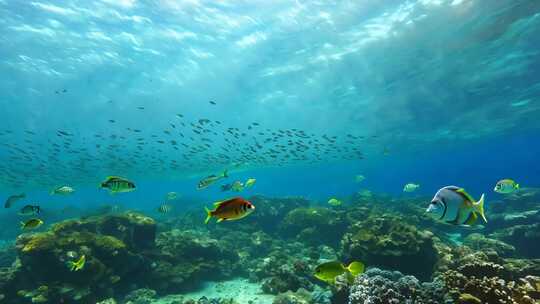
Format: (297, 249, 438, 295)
(314, 261, 365, 284)
(204, 197, 255, 224)
(21, 218, 43, 230)
(100, 176, 136, 194)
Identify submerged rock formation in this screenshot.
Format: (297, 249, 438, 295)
(340, 214, 438, 281)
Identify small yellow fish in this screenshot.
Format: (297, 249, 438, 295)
(21, 218, 43, 230)
(244, 178, 256, 188)
(314, 261, 365, 284)
(231, 181, 244, 192)
(69, 255, 86, 271)
(327, 198, 342, 206)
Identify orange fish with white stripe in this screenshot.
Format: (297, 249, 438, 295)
(204, 197, 255, 224)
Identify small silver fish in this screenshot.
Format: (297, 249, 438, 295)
(50, 186, 75, 195)
(197, 170, 228, 190)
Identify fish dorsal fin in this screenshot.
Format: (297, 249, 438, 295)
(455, 188, 476, 203)
(213, 200, 224, 206)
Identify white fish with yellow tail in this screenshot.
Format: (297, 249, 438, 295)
(426, 186, 486, 226)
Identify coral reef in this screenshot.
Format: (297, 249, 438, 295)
(439, 270, 540, 304)
(279, 207, 348, 247)
(463, 233, 516, 258)
(148, 229, 239, 292)
(348, 268, 446, 304)
(0, 241, 16, 267)
(0, 212, 155, 303)
(247, 196, 310, 233)
(0, 193, 539, 304)
(341, 214, 438, 280)
(491, 224, 540, 258)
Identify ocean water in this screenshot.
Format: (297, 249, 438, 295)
(0, 0, 540, 304)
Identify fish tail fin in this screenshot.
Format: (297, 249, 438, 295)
(204, 207, 212, 224)
(474, 194, 487, 223)
(515, 183, 520, 190)
(68, 261, 75, 271)
(20, 222, 25, 229)
(347, 261, 365, 277)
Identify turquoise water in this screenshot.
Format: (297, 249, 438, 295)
(0, 1, 540, 303)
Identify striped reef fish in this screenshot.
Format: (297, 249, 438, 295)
(426, 186, 486, 226)
(158, 203, 173, 213)
(100, 176, 136, 194)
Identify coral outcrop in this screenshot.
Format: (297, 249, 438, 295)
(348, 268, 446, 304)
(280, 207, 348, 247)
(341, 215, 437, 280)
(148, 229, 239, 292)
(3, 212, 155, 303)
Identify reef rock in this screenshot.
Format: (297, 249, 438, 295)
(148, 229, 239, 292)
(341, 215, 437, 280)
(439, 270, 540, 304)
(2, 212, 156, 303)
(247, 196, 310, 233)
(280, 207, 348, 247)
(463, 233, 516, 258)
(52, 212, 156, 249)
(348, 268, 446, 304)
(491, 223, 540, 258)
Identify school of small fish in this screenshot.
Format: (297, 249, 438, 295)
(0, 107, 373, 190)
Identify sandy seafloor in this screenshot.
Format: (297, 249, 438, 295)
(151, 278, 275, 304)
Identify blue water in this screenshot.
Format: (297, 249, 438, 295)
(1, 1, 540, 303)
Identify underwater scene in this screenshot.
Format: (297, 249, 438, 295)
(1, 0, 540, 303)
